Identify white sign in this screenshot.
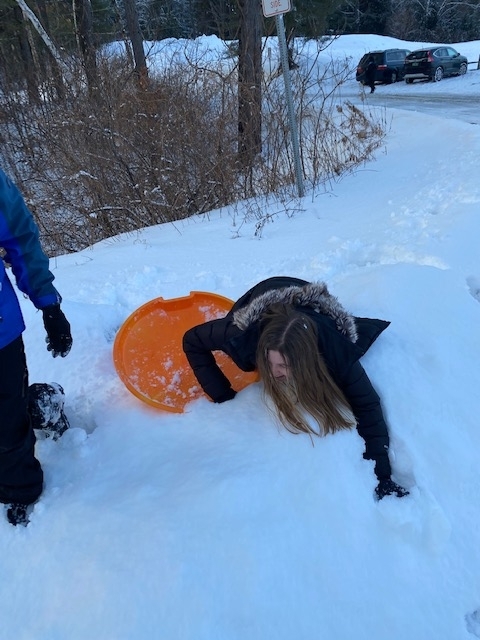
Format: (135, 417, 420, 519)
(261, 0, 291, 18)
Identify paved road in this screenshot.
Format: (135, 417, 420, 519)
(338, 75, 479, 124)
(370, 93, 479, 125)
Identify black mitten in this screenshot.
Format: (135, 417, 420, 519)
(42, 304, 72, 358)
(214, 388, 237, 403)
(375, 478, 409, 501)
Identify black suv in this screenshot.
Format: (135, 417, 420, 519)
(404, 46, 468, 82)
(356, 49, 411, 85)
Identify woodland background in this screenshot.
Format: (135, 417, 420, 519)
(2, 0, 480, 47)
(0, 0, 478, 256)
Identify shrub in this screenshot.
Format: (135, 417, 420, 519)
(0, 39, 386, 255)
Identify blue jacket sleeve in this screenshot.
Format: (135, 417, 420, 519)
(0, 170, 60, 309)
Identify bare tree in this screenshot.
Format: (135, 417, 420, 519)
(73, 0, 99, 95)
(388, 0, 480, 40)
(11, 4, 40, 104)
(122, 0, 148, 85)
(237, 0, 262, 169)
(14, 0, 69, 76)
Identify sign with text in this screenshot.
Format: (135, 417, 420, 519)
(261, 0, 291, 18)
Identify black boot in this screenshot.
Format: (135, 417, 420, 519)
(28, 383, 70, 440)
(6, 503, 31, 526)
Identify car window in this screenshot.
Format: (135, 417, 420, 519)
(359, 53, 379, 66)
(386, 52, 402, 62)
(407, 50, 428, 60)
(446, 47, 457, 57)
(360, 50, 411, 66)
(434, 48, 446, 57)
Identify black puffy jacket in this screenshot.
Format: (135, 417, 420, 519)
(183, 277, 392, 480)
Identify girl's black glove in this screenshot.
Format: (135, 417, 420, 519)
(214, 388, 237, 403)
(42, 304, 72, 357)
(375, 478, 409, 500)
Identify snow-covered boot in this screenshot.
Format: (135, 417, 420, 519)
(28, 382, 70, 440)
(6, 503, 31, 526)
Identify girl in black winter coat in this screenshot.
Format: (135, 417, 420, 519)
(183, 277, 408, 500)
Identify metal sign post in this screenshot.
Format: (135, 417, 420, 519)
(261, 0, 305, 198)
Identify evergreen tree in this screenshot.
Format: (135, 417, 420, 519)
(328, 0, 391, 34)
(284, 0, 344, 38)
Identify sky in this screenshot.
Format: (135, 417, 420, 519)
(2, 33, 480, 640)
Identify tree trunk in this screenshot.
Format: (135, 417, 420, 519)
(13, 5, 40, 104)
(35, 0, 65, 100)
(123, 0, 148, 87)
(73, 0, 98, 96)
(237, 0, 262, 167)
(14, 0, 69, 76)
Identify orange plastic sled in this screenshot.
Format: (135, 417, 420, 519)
(113, 291, 258, 412)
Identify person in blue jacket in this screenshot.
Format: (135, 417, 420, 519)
(0, 168, 72, 526)
(183, 277, 408, 501)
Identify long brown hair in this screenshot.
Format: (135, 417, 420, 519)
(255, 304, 355, 437)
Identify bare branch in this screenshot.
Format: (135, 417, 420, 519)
(14, 0, 69, 76)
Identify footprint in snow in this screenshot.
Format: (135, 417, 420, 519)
(465, 609, 480, 638)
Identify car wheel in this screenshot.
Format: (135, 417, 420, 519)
(459, 62, 467, 75)
(390, 71, 398, 84)
(405, 78, 414, 84)
(433, 66, 444, 82)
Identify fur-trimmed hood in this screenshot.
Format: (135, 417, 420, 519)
(232, 281, 358, 343)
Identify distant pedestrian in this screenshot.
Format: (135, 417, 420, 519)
(365, 55, 377, 93)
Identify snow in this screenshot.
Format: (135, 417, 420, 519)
(3, 33, 480, 640)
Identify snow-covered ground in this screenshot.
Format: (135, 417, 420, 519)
(2, 33, 480, 640)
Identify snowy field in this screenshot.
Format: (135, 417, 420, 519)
(2, 33, 480, 640)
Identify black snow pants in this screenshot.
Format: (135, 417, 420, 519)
(0, 336, 43, 505)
